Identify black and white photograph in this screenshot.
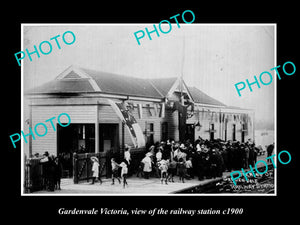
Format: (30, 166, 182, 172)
(21, 24, 276, 195)
(4, 3, 299, 222)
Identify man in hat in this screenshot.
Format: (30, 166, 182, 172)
(164, 139, 172, 160)
(40, 151, 51, 190)
(193, 144, 202, 180)
(210, 149, 218, 179)
(200, 145, 210, 179)
(267, 143, 274, 163)
(90, 156, 102, 185)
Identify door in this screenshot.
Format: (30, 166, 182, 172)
(232, 124, 236, 141)
(186, 124, 195, 143)
(209, 123, 215, 141)
(57, 123, 95, 177)
(145, 122, 154, 147)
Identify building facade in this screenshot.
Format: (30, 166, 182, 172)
(24, 66, 254, 173)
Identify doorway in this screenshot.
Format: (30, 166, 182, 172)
(232, 124, 236, 141)
(57, 123, 95, 177)
(186, 124, 195, 143)
(99, 124, 119, 154)
(57, 123, 119, 178)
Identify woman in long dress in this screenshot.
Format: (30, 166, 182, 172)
(141, 152, 152, 179)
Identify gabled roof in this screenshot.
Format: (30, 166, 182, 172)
(29, 66, 164, 99)
(188, 86, 226, 107)
(148, 77, 178, 97)
(30, 79, 96, 93)
(80, 68, 163, 98)
(27, 66, 226, 107)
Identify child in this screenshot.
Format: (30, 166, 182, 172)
(54, 157, 63, 190)
(158, 159, 169, 185)
(90, 156, 102, 185)
(177, 158, 186, 183)
(111, 158, 121, 185)
(136, 161, 144, 178)
(185, 157, 193, 179)
(167, 159, 177, 182)
(119, 161, 128, 188)
(156, 147, 162, 162)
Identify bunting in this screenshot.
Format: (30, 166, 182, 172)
(137, 104, 143, 119)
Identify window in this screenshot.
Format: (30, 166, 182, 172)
(99, 124, 119, 152)
(241, 123, 247, 143)
(224, 122, 227, 141)
(232, 124, 236, 141)
(161, 122, 168, 141)
(209, 123, 215, 141)
(77, 124, 95, 153)
(145, 122, 154, 146)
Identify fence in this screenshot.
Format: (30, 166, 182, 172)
(73, 148, 147, 184)
(23, 148, 148, 192)
(24, 156, 44, 193)
(73, 152, 108, 184)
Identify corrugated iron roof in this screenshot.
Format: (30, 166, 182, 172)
(148, 77, 178, 97)
(27, 66, 226, 107)
(80, 68, 163, 98)
(30, 79, 95, 93)
(188, 86, 226, 106)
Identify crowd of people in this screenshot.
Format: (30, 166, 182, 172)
(32, 151, 63, 192)
(128, 137, 271, 184)
(31, 137, 274, 191)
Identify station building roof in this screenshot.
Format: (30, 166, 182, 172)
(28, 65, 227, 107)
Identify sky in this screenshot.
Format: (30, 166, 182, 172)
(23, 24, 275, 129)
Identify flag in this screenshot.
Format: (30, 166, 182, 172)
(145, 104, 152, 116)
(186, 100, 194, 119)
(174, 101, 187, 142)
(108, 99, 145, 148)
(160, 103, 165, 118)
(126, 102, 134, 112)
(137, 104, 143, 119)
(153, 103, 158, 116)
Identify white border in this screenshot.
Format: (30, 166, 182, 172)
(21, 23, 277, 196)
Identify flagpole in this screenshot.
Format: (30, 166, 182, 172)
(180, 34, 185, 105)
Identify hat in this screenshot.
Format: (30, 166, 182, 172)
(119, 162, 127, 167)
(149, 145, 155, 151)
(179, 144, 186, 149)
(146, 152, 152, 157)
(90, 156, 98, 162)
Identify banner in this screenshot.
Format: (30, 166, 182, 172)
(107, 99, 145, 148)
(160, 103, 165, 118)
(137, 104, 143, 119)
(174, 101, 187, 142)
